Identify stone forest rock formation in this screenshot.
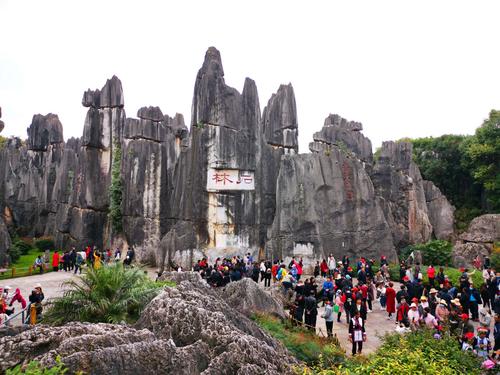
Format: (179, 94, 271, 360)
(452, 214, 500, 267)
(0, 280, 297, 374)
(0, 47, 461, 267)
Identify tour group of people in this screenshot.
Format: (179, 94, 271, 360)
(0, 283, 43, 325)
(191, 253, 500, 364)
(33, 246, 136, 274)
(1, 245, 138, 326)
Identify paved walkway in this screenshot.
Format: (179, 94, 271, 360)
(315, 297, 396, 355)
(2, 270, 77, 325)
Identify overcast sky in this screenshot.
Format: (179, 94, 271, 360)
(1, 0, 500, 152)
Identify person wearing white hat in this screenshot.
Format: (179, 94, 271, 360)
(408, 303, 421, 330)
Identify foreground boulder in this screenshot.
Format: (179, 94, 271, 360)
(220, 277, 286, 319)
(0, 280, 296, 374)
(0, 323, 210, 375)
(136, 280, 296, 374)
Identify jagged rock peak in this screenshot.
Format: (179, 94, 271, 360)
(27, 113, 64, 151)
(324, 113, 363, 131)
(164, 113, 188, 138)
(377, 141, 413, 171)
(82, 76, 124, 109)
(198, 46, 224, 78)
(262, 83, 298, 151)
(82, 89, 100, 108)
(137, 106, 164, 122)
(100, 75, 124, 108)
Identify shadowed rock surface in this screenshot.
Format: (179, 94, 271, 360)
(371, 141, 433, 249)
(453, 214, 500, 267)
(266, 147, 397, 270)
(423, 180, 455, 241)
(310, 114, 373, 167)
(220, 277, 286, 319)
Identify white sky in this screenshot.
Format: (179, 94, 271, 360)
(1, 0, 500, 153)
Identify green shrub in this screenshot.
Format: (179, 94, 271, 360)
(304, 329, 482, 375)
(43, 263, 171, 325)
(0, 136, 7, 150)
(13, 240, 33, 255)
(6, 356, 67, 374)
(409, 240, 453, 266)
(252, 313, 344, 366)
(7, 245, 21, 264)
(491, 253, 500, 272)
(34, 237, 54, 252)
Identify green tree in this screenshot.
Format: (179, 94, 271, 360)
(462, 110, 500, 211)
(43, 264, 169, 325)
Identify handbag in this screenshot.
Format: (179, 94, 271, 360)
(333, 304, 340, 313)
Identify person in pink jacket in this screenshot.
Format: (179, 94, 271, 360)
(9, 288, 26, 309)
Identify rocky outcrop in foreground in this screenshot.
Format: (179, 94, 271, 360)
(0, 279, 296, 375)
(453, 214, 500, 267)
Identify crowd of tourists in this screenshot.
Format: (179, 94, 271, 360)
(192, 253, 500, 363)
(33, 246, 136, 274)
(0, 283, 42, 325)
(0, 245, 137, 326)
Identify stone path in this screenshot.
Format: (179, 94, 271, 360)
(315, 297, 396, 355)
(2, 270, 77, 325)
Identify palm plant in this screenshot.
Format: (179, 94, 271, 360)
(43, 264, 169, 325)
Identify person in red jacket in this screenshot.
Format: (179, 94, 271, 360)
(397, 298, 410, 326)
(385, 282, 396, 319)
(52, 251, 60, 272)
(9, 288, 26, 309)
(320, 259, 329, 278)
(271, 262, 279, 283)
(427, 265, 436, 288)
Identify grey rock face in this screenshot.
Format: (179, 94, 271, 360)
(0, 323, 211, 375)
(220, 278, 286, 319)
(311, 114, 373, 166)
(262, 84, 298, 151)
(0, 216, 10, 265)
(99, 75, 124, 108)
(0, 123, 64, 238)
(136, 281, 297, 374)
(459, 214, 500, 243)
(452, 214, 500, 267)
(266, 148, 397, 271)
(163, 47, 265, 269)
(55, 78, 126, 250)
(452, 242, 490, 268)
(423, 180, 455, 241)
(137, 106, 164, 122)
(371, 141, 433, 249)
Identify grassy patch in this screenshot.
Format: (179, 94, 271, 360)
(252, 313, 345, 367)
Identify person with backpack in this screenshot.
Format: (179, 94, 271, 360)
(322, 300, 335, 337)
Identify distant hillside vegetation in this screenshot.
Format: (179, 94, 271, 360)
(393, 110, 500, 231)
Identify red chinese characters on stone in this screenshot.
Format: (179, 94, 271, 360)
(212, 172, 233, 185)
